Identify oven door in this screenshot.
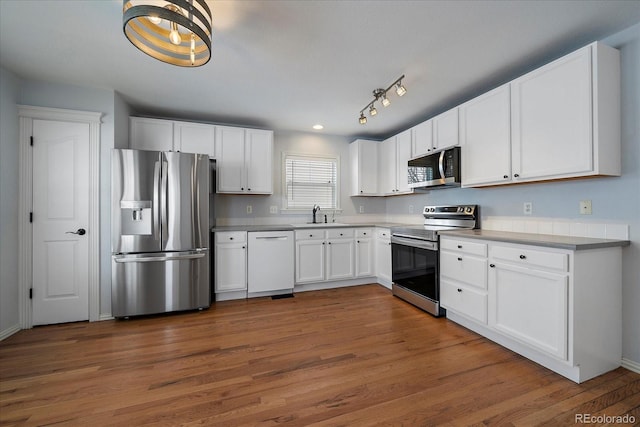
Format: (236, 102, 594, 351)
(391, 235, 442, 315)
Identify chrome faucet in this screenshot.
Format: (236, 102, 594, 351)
(312, 204, 320, 223)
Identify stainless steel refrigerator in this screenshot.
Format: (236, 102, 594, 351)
(111, 149, 210, 318)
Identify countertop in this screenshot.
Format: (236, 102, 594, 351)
(211, 222, 403, 233)
(440, 229, 630, 251)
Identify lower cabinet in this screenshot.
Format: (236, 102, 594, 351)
(295, 228, 376, 285)
(214, 231, 247, 293)
(375, 228, 392, 287)
(440, 235, 622, 383)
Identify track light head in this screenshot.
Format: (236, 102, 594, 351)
(369, 104, 377, 116)
(395, 81, 407, 96)
(359, 112, 367, 125)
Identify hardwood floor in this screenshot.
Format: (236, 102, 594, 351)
(1, 284, 638, 426)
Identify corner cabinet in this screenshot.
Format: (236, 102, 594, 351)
(462, 42, 620, 188)
(350, 139, 379, 196)
(440, 235, 623, 383)
(216, 126, 273, 194)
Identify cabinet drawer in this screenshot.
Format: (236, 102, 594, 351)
(440, 238, 487, 256)
(327, 228, 354, 239)
(215, 231, 246, 243)
(295, 230, 325, 240)
(376, 228, 391, 240)
(440, 251, 487, 289)
(490, 245, 569, 272)
(356, 228, 373, 238)
(441, 279, 487, 324)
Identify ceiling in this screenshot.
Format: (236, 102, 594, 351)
(1, 1, 640, 140)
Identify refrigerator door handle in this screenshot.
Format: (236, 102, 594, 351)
(113, 252, 207, 263)
(160, 158, 169, 247)
(153, 160, 161, 241)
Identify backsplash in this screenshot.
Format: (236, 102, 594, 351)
(481, 216, 630, 240)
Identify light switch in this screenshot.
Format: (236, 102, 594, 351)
(580, 200, 592, 215)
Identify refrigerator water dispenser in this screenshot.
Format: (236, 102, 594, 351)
(120, 200, 152, 235)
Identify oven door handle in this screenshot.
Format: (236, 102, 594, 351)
(391, 235, 438, 251)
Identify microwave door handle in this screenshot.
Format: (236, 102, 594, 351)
(438, 151, 446, 180)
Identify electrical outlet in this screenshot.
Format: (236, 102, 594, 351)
(359, 205, 364, 213)
(246, 205, 252, 214)
(580, 200, 592, 215)
(409, 205, 414, 214)
(269, 205, 277, 214)
(523, 202, 533, 215)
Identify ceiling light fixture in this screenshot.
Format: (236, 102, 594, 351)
(313, 124, 324, 130)
(123, 0, 213, 67)
(359, 75, 407, 125)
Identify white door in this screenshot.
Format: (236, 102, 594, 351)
(32, 119, 90, 325)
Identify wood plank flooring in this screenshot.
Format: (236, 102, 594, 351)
(1, 284, 638, 426)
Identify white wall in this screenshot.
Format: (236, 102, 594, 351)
(0, 66, 22, 336)
(384, 22, 640, 365)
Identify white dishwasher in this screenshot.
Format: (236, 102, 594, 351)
(247, 231, 294, 295)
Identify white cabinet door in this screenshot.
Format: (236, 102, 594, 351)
(130, 117, 174, 151)
(460, 84, 512, 187)
(216, 126, 246, 192)
(355, 238, 373, 277)
(489, 262, 568, 360)
(326, 238, 354, 280)
(215, 242, 247, 292)
(511, 46, 593, 181)
(350, 139, 378, 196)
(378, 136, 397, 195)
(245, 129, 273, 194)
(411, 119, 433, 157)
(173, 121, 216, 157)
(433, 107, 459, 151)
(295, 239, 325, 283)
(375, 229, 391, 286)
(395, 129, 412, 193)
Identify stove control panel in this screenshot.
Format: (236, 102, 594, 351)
(423, 205, 476, 217)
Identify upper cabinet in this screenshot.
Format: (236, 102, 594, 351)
(411, 119, 433, 157)
(462, 42, 620, 187)
(432, 107, 459, 152)
(130, 117, 215, 157)
(216, 126, 273, 194)
(350, 139, 379, 196)
(460, 84, 512, 186)
(377, 130, 413, 196)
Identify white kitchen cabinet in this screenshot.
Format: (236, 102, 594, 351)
(173, 120, 215, 157)
(247, 231, 294, 294)
(295, 230, 326, 283)
(375, 228, 392, 287)
(130, 117, 174, 152)
(326, 229, 355, 281)
(214, 231, 247, 292)
(440, 237, 488, 324)
(441, 233, 623, 383)
(460, 84, 512, 187)
(355, 228, 374, 277)
(411, 119, 433, 157)
(215, 126, 273, 194)
(130, 117, 216, 156)
(349, 139, 379, 196)
(432, 107, 459, 151)
(378, 131, 413, 196)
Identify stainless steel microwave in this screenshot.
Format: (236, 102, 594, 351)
(408, 147, 461, 189)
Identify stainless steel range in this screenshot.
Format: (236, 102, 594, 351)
(390, 205, 479, 316)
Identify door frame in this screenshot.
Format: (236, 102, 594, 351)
(18, 105, 102, 328)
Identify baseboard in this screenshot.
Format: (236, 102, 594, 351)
(621, 358, 640, 374)
(0, 324, 21, 341)
(99, 314, 114, 321)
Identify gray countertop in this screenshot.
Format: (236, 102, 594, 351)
(440, 229, 630, 251)
(211, 222, 402, 233)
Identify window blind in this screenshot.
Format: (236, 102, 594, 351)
(284, 154, 338, 210)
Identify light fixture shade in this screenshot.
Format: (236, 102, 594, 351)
(369, 105, 377, 116)
(359, 113, 367, 124)
(396, 82, 407, 96)
(381, 94, 391, 107)
(123, 0, 212, 67)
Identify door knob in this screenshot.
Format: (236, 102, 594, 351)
(66, 228, 86, 236)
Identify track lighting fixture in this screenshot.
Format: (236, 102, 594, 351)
(358, 75, 407, 125)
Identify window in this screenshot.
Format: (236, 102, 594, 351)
(283, 153, 339, 210)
